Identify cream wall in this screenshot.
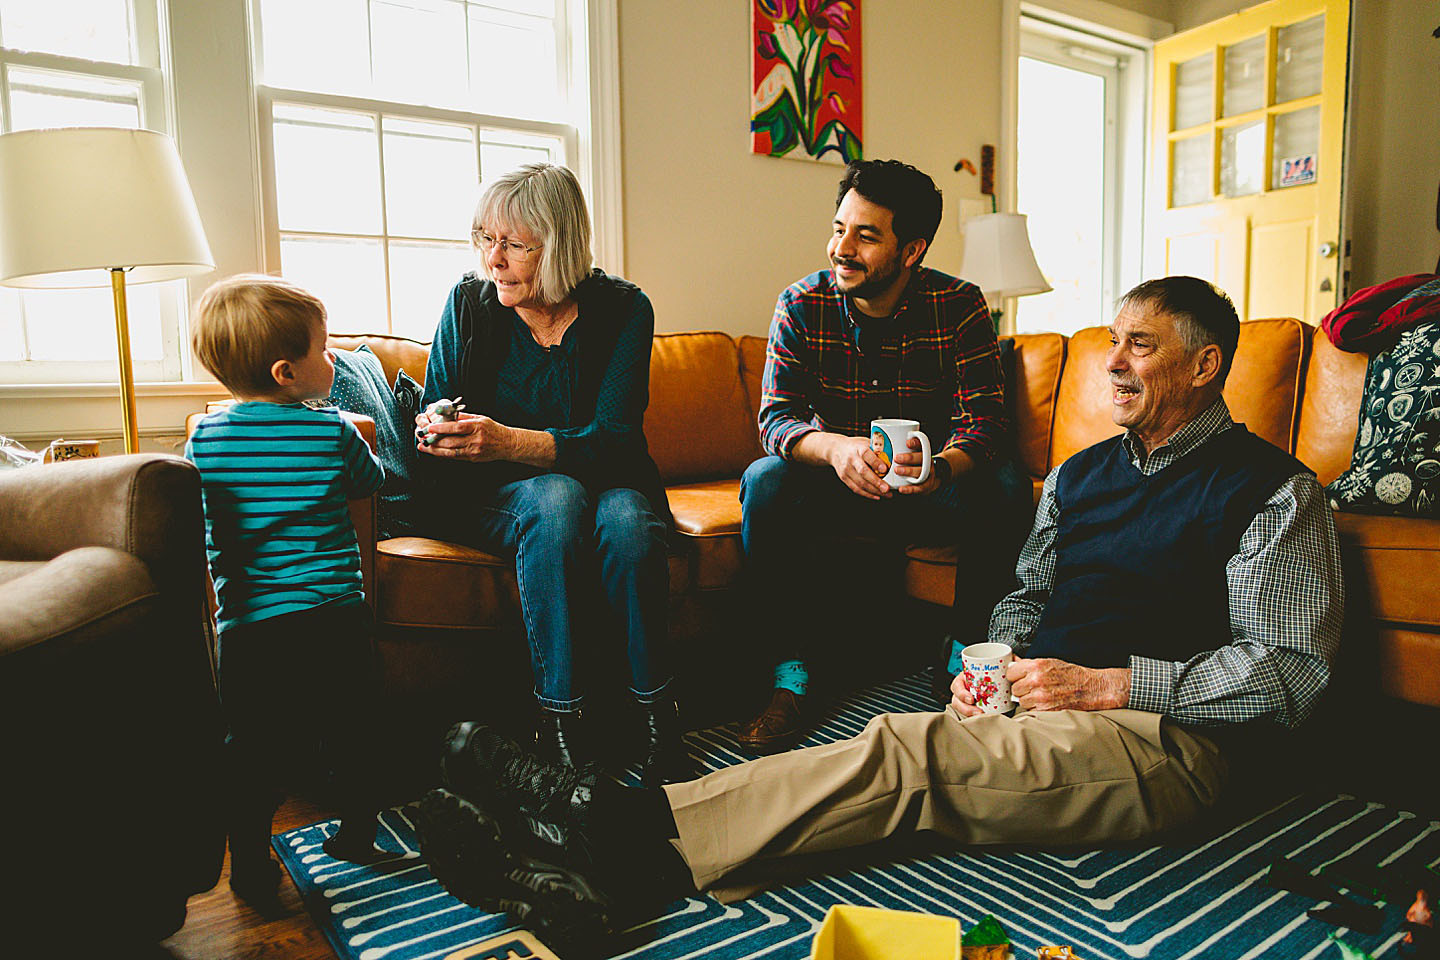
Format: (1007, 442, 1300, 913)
(619, 0, 1439, 338)
(617, 0, 1002, 336)
(1343, 0, 1440, 287)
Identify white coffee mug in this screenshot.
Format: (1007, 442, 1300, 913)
(870, 418, 932, 488)
(960, 641, 1019, 714)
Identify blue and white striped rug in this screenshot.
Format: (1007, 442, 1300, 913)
(275, 674, 1438, 960)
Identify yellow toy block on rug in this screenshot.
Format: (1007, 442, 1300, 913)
(443, 929, 562, 960)
(810, 904, 962, 960)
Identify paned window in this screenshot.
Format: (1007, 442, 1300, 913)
(254, 0, 576, 341)
(0, 0, 185, 384)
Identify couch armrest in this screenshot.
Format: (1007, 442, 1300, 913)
(0, 454, 204, 599)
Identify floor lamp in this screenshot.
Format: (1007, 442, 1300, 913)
(959, 212, 1051, 333)
(0, 128, 214, 454)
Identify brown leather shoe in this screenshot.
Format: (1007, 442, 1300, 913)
(738, 689, 808, 754)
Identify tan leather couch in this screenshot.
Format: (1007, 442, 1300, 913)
(269, 322, 1439, 710)
(0, 454, 225, 941)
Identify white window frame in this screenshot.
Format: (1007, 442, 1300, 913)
(0, 0, 620, 446)
(0, 0, 189, 385)
(250, 0, 618, 337)
(1013, 13, 1147, 332)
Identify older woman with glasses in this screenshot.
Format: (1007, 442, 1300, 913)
(415, 162, 686, 785)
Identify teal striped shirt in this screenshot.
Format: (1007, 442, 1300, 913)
(185, 402, 384, 633)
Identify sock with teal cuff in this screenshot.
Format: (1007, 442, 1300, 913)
(945, 635, 965, 676)
(773, 659, 808, 696)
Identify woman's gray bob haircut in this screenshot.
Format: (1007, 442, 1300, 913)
(472, 162, 592, 305)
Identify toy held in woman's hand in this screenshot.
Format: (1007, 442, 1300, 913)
(416, 396, 465, 445)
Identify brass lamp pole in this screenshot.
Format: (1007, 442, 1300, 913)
(111, 267, 141, 454)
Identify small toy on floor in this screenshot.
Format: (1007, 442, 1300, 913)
(962, 914, 1011, 960)
(416, 396, 466, 445)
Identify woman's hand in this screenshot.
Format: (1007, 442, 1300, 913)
(416, 412, 514, 462)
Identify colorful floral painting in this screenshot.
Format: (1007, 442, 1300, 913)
(751, 0, 862, 164)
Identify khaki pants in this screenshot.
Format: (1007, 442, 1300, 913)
(663, 708, 1227, 901)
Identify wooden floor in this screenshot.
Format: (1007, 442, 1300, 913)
(149, 795, 342, 960)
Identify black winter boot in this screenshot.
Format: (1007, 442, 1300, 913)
(638, 699, 694, 787)
(536, 708, 588, 768)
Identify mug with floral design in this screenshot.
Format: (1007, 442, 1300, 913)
(960, 642, 1019, 715)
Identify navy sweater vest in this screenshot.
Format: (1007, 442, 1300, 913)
(1025, 426, 1307, 669)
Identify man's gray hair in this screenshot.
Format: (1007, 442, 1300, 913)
(1117, 276, 1240, 385)
(472, 162, 592, 305)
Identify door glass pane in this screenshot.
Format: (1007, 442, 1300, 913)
(1272, 105, 1320, 188)
(1171, 134, 1211, 207)
(272, 104, 383, 235)
(22, 284, 164, 364)
(1276, 14, 1324, 102)
(279, 236, 388, 332)
(387, 240, 476, 340)
(468, 6, 559, 120)
(1015, 56, 1104, 336)
(1222, 35, 1265, 116)
(0, 0, 134, 64)
(383, 117, 478, 240)
(372, 0, 469, 109)
(1173, 52, 1213, 130)
(7, 67, 142, 130)
(258, 0, 370, 95)
(0, 289, 25, 361)
(1220, 121, 1263, 197)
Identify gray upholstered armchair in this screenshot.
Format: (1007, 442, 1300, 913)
(0, 453, 225, 942)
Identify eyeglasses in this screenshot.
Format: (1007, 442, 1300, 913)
(473, 231, 542, 262)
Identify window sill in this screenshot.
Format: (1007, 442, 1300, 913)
(0, 381, 231, 444)
(0, 380, 228, 399)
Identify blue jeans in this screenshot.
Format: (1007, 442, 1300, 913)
(463, 473, 670, 711)
(739, 455, 1028, 666)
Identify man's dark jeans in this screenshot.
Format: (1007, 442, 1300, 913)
(739, 455, 1027, 673)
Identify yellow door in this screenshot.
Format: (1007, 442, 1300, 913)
(1148, 0, 1348, 323)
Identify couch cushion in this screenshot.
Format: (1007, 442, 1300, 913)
(739, 335, 767, 423)
(329, 333, 430, 387)
(1334, 511, 1440, 628)
(1049, 326, 1121, 467)
(1296, 333, 1367, 485)
(648, 333, 760, 484)
(1377, 627, 1440, 707)
(1008, 332, 1066, 481)
(374, 536, 692, 628)
(376, 538, 518, 629)
(904, 543, 959, 607)
(1224, 318, 1309, 454)
(0, 547, 157, 656)
(666, 479, 744, 590)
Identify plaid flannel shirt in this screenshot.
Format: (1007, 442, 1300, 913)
(758, 267, 1006, 462)
(988, 398, 1343, 729)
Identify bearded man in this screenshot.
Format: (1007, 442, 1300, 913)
(735, 158, 1027, 752)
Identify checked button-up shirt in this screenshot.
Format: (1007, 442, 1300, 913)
(988, 398, 1344, 729)
(758, 266, 1007, 463)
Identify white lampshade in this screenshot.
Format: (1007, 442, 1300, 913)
(958, 212, 1051, 300)
(0, 127, 213, 288)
